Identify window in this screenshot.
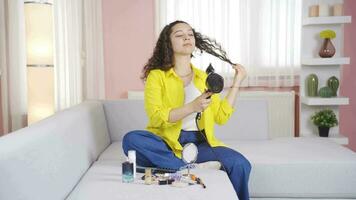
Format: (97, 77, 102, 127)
(156, 0, 301, 87)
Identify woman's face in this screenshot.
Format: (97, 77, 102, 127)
(170, 23, 195, 55)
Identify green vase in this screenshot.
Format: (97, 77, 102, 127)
(327, 76, 339, 97)
(307, 74, 318, 97)
(319, 86, 333, 98)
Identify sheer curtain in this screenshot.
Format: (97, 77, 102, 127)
(83, 0, 105, 100)
(0, 0, 28, 133)
(53, 0, 83, 110)
(156, 0, 301, 87)
(53, 0, 105, 111)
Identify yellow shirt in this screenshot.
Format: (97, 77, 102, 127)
(144, 65, 235, 158)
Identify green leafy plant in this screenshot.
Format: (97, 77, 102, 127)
(319, 29, 336, 39)
(311, 109, 338, 128)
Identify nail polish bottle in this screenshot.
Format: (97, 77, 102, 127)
(122, 158, 134, 183)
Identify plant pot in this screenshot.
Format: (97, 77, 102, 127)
(319, 38, 336, 58)
(318, 126, 330, 137)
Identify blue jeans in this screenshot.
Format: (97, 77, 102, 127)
(122, 130, 251, 200)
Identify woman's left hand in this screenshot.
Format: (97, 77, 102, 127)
(232, 64, 247, 86)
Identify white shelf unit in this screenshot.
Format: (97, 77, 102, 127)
(301, 96, 349, 105)
(301, 57, 350, 65)
(300, 0, 351, 145)
(303, 16, 351, 25)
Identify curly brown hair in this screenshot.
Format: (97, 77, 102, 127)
(141, 20, 235, 80)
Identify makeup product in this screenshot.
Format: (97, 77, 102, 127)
(158, 179, 174, 185)
(191, 174, 206, 188)
(128, 150, 136, 178)
(122, 159, 134, 183)
(145, 168, 152, 185)
(136, 166, 176, 174)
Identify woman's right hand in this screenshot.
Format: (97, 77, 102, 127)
(189, 92, 213, 112)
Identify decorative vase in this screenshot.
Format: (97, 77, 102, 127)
(333, 4, 343, 16)
(319, 38, 336, 58)
(307, 74, 318, 97)
(309, 5, 319, 17)
(319, 86, 333, 98)
(327, 76, 339, 97)
(318, 126, 330, 137)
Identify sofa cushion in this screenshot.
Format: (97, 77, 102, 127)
(103, 99, 269, 142)
(103, 100, 148, 142)
(97, 141, 126, 162)
(0, 101, 110, 200)
(215, 99, 269, 140)
(225, 137, 356, 198)
(68, 150, 237, 200)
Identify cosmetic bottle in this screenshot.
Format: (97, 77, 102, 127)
(122, 158, 134, 183)
(128, 150, 136, 178)
(145, 168, 152, 185)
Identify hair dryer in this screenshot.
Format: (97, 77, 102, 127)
(205, 63, 224, 95)
(196, 63, 224, 120)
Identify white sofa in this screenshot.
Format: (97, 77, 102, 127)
(1, 99, 356, 200)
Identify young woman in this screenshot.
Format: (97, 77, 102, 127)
(122, 20, 251, 200)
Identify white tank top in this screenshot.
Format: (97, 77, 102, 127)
(181, 81, 201, 131)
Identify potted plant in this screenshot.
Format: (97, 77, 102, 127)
(319, 29, 336, 58)
(311, 109, 338, 137)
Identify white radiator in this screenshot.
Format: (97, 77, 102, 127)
(238, 91, 295, 138)
(128, 90, 295, 138)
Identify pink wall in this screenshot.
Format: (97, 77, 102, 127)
(340, 0, 356, 152)
(0, 83, 3, 135)
(102, 0, 155, 99)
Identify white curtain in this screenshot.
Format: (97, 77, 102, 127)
(83, 0, 105, 100)
(53, 0, 83, 111)
(156, 0, 301, 87)
(0, 0, 28, 133)
(53, 0, 105, 111)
